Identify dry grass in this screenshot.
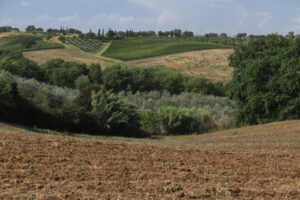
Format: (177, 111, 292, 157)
(126, 49, 234, 83)
(0, 120, 299, 199)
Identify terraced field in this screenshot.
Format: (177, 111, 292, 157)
(0, 120, 299, 199)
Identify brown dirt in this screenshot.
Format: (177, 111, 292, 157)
(126, 49, 234, 83)
(0, 33, 12, 38)
(0, 120, 299, 199)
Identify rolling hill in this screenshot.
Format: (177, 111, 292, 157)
(0, 33, 63, 53)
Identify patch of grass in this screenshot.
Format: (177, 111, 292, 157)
(232, 131, 238, 136)
(0, 34, 63, 53)
(1, 140, 7, 146)
(103, 38, 232, 61)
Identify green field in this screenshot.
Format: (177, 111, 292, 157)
(102, 38, 232, 61)
(0, 34, 63, 53)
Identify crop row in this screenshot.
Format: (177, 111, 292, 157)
(66, 37, 102, 52)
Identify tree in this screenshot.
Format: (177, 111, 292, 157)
(26, 25, 36, 33)
(286, 31, 295, 40)
(85, 32, 96, 39)
(229, 34, 300, 125)
(236, 33, 247, 39)
(103, 65, 132, 92)
(36, 28, 44, 33)
(21, 37, 37, 48)
(106, 29, 115, 39)
(75, 75, 91, 91)
(88, 63, 102, 84)
(173, 29, 182, 37)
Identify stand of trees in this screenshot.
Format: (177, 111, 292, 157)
(230, 34, 300, 125)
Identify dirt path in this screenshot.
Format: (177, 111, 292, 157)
(0, 121, 299, 199)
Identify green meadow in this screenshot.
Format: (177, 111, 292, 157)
(102, 37, 231, 61)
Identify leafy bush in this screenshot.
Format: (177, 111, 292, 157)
(91, 88, 141, 136)
(21, 37, 37, 48)
(141, 106, 192, 135)
(140, 106, 219, 135)
(75, 75, 91, 91)
(58, 36, 66, 43)
(230, 35, 300, 125)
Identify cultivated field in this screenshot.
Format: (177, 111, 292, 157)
(102, 38, 231, 61)
(0, 121, 299, 199)
(126, 49, 234, 83)
(23, 39, 118, 67)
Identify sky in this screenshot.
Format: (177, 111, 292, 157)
(0, 0, 300, 35)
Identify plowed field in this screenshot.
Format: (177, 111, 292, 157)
(0, 121, 299, 199)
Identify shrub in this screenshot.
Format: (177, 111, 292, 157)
(75, 75, 91, 91)
(140, 106, 220, 135)
(21, 37, 37, 48)
(0, 70, 79, 109)
(140, 106, 192, 135)
(88, 63, 102, 84)
(58, 36, 66, 43)
(91, 88, 140, 136)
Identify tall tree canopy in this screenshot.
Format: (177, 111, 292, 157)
(229, 34, 300, 125)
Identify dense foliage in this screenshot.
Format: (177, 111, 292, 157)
(230, 34, 300, 125)
(140, 106, 218, 135)
(102, 65, 226, 96)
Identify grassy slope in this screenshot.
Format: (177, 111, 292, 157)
(102, 38, 232, 61)
(0, 33, 63, 53)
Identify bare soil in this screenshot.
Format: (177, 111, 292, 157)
(0, 120, 299, 199)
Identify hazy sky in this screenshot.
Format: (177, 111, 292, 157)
(0, 0, 300, 35)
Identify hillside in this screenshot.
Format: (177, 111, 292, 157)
(22, 36, 234, 82)
(126, 49, 234, 83)
(102, 38, 232, 61)
(23, 38, 119, 67)
(0, 33, 63, 53)
(0, 121, 299, 199)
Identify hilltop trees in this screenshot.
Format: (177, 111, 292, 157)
(230, 34, 300, 125)
(26, 25, 36, 33)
